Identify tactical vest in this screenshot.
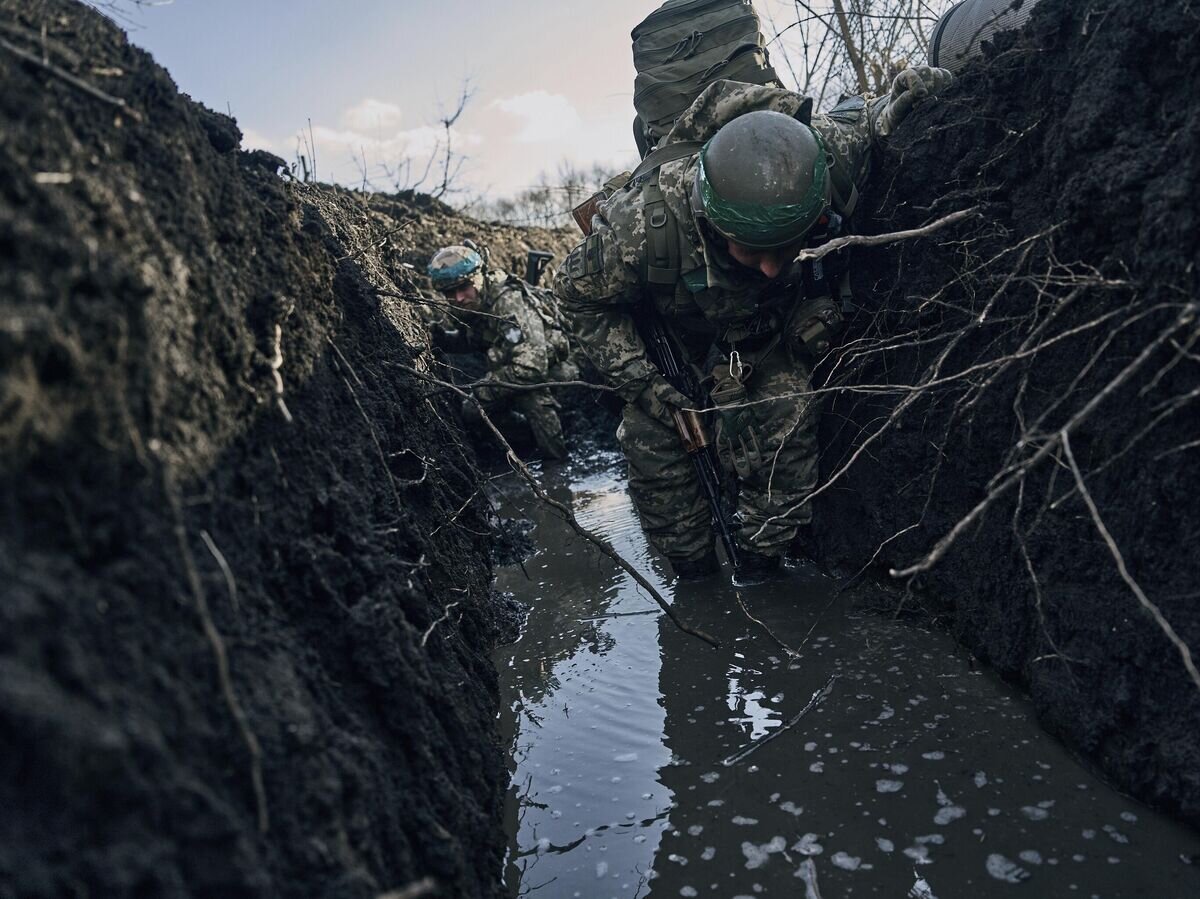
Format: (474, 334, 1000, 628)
(632, 141, 857, 360)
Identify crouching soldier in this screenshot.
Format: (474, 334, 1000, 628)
(428, 243, 577, 459)
(555, 69, 952, 583)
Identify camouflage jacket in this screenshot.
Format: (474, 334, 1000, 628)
(458, 270, 572, 385)
(554, 80, 890, 402)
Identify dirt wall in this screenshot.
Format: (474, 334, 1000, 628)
(816, 0, 1200, 825)
(0, 1, 561, 895)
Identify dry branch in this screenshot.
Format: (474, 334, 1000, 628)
(794, 206, 981, 264)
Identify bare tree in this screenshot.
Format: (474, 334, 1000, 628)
(761, 0, 955, 106)
(479, 159, 625, 228)
(431, 80, 475, 200)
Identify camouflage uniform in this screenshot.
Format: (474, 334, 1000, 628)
(554, 80, 891, 563)
(451, 269, 577, 459)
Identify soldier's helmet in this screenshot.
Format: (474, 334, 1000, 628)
(428, 245, 484, 293)
(691, 110, 830, 250)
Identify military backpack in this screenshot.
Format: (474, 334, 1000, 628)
(631, 0, 781, 157)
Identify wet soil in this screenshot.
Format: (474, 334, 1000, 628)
(815, 0, 1200, 825)
(494, 459, 1200, 897)
(0, 1, 575, 895)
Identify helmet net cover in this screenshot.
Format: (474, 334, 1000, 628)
(693, 110, 830, 250)
(428, 245, 484, 290)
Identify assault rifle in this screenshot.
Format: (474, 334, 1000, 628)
(635, 310, 740, 570)
(525, 250, 555, 286)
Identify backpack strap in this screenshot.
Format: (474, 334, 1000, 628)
(642, 170, 682, 298)
(828, 164, 859, 219)
(631, 140, 702, 182)
(634, 141, 702, 300)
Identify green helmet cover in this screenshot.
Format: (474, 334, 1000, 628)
(695, 112, 830, 249)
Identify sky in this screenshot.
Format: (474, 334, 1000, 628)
(101, 0, 654, 202)
(97, 1, 950, 204)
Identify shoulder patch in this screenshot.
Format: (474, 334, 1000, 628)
(563, 233, 605, 280)
(826, 95, 866, 124)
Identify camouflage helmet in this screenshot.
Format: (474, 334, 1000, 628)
(691, 110, 830, 250)
(428, 244, 484, 291)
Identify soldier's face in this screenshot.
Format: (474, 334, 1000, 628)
(445, 284, 481, 309)
(725, 238, 805, 280)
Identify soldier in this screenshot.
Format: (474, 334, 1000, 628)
(555, 68, 952, 583)
(427, 243, 577, 460)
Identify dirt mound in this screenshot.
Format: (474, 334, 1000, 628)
(817, 0, 1200, 823)
(0, 1, 549, 894)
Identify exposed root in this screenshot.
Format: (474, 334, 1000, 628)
(1061, 432, 1200, 692)
(199, 529, 238, 614)
(164, 470, 268, 834)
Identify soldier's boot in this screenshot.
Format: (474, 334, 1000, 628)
(732, 549, 782, 587)
(528, 411, 568, 460)
(784, 524, 820, 568)
(671, 549, 720, 581)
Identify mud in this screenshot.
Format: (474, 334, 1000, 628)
(0, 1, 572, 895)
(815, 0, 1200, 826)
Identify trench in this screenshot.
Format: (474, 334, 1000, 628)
(492, 455, 1199, 898)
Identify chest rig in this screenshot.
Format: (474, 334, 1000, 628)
(641, 162, 852, 366)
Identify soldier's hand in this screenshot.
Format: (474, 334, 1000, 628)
(879, 66, 954, 136)
(715, 408, 764, 478)
(635, 378, 691, 425)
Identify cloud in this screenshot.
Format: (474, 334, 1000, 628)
(491, 91, 582, 143)
(341, 98, 404, 133)
(236, 98, 483, 188)
(238, 127, 279, 155)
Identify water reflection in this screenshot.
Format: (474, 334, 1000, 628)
(495, 461, 1200, 898)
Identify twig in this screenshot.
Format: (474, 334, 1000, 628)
(374, 288, 518, 324)
(376, 878, 438, 899)
(199, 529, 238, 613)
(736, 592, 799, 658)
(396, 364, 621, 396)
(421, 601, 462, 647)
(0, 35, 143, 122)
(336, 217, 417, 263)
(327, 337, 405, 513)
(721, 674, 836, 766)
(165, 472, 268, 833)
(396, 363, 719, 648)
(1061, 432, 1200, 692)
(794, 206, 981, 264)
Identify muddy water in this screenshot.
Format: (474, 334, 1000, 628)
(493, 456, 1199, 898)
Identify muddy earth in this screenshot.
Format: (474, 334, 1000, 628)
(0, 1, 571, 896)
(1, 0, 1198, 896)
(811, 0, 1200, 829)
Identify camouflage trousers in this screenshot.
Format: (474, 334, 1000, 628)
(465, 359, 576, 460)
(617, 346, 818, 561)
